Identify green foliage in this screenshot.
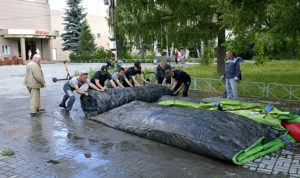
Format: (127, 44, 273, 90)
(77, 19, 96, 55)
(145, 52, 156, 59)
(93, 47, 110, 59)
(61, 0, 86, 54)
(253, 34, 269, 64)
(1, 150, 15, 156)
(201, 45, 214, 65)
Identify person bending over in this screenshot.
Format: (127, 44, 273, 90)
(156, 61, 172, 88)
(89, 65, 117, 90)
(124, 61, 149, 87)
(106, 67, 133, 88)
(59, 73, 100, 114)
(165, 69, 191, 97)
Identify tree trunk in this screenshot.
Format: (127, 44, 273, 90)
(140, 38, 144, 61)
(216, 29, 226, 75)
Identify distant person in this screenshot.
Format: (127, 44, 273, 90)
(124, 61, 149, 87)
(36, 48, 40, 55)
(23, 54, 45, 115)
(180, 49, 185, 64)
(175, 50, 178, 64)
(106, 67, 133, 88)
(165, 69, 191, 97)
(89, 65, 117, 90)
(222, 50, 241, 100)
(28, 49, 32, 60)
(105, 58, 112, 68)
(59, 73, 100, 115)
(156, 61, 171, 88)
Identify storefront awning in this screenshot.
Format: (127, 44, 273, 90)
(0, 29, 59, 39)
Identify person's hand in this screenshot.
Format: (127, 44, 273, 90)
(221, 75, 224, 80)
(234, 77, 239, 82)
(100, 88, 105, 92)
(84, 92, 89, 96)
(145, 81, 150, 85)
(173, 91, 178, 95)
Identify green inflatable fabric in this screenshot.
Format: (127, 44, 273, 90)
(159, 99, 300, 130)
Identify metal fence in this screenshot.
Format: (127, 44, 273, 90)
(143, 73, 300, 102)
(189, 77, 300, 102)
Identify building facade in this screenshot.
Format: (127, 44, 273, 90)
(0, 0, 58, 63)
(0, 0, 110, 63)
(50, 9, 110, 61)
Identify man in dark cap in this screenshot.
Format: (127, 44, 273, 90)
(89, 65, 117, 90)
(165, 69, 191, 97)
(124, 61, 149, 87)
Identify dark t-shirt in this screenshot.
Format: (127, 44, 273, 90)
(125, 67, 141, 80)
(91, 71, 112, 86)
(173, 69, 191, 84)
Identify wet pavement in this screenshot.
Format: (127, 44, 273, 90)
(0, 63, 298, 177)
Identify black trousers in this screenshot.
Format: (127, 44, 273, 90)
(157, 77, 171, 85)
(174, 81, 190, 97)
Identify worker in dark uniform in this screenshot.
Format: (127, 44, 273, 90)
(165, 69, 191, 97)
(156, 61, 172, 88)
(124, 61, 149, 87)
(89, 65, 117, 90)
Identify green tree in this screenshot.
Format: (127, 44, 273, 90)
(61, 0, 86, 54)
(116, 0, 225, 74)
(216, 0, 300, 60)
(77, 19, 96, 55)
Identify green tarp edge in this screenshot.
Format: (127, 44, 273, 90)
(232, 132, 296, 165)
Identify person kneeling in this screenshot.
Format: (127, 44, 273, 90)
(59, 73, 100, 115)
(165, 69, 191, 97)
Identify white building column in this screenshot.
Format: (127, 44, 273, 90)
(20, 37, 26, 63)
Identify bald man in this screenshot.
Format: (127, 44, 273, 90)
(223, 50, 241, 100)
(23, 54, 46, 115)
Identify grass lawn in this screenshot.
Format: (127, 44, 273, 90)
(177, 60, 300, 85)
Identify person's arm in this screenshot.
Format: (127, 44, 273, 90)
(115, 79, 125, 88)
(171, 80, 178, 91)
(32, 65, 46, 86)
(74, 86, 88, 96)
(88, 83, 102, 92)
(125, 78, 134, 87)
(131, 76, 141, 87)
(95, 79, 106, 91)
(161, 78, 167, 86)
(174, 82, 185, 95)
(234, 60, 241, 82)
(139, 74, 149, 84)
(109, 79, 117, 88)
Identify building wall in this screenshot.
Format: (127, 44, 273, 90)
(50, 9, 110, 61)
(0, 0, 51, 30)
(0, 0, 52, 60)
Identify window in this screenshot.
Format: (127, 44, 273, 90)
(2, 46, 11, 55)
(97, 33, 101, 39)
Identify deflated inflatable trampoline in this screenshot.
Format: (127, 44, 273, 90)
(89, 101, 284, 163)
(80, 86, 288, 164)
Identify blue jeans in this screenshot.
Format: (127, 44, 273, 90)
(226, 78, 238, 99)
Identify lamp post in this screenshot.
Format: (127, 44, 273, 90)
(104, 0, 118, 71)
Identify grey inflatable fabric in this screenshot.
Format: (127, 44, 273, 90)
(90, 101, 284, 162)
(80, 85, 173, 117)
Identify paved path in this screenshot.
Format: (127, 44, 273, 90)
(0, 63, 298, 177)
